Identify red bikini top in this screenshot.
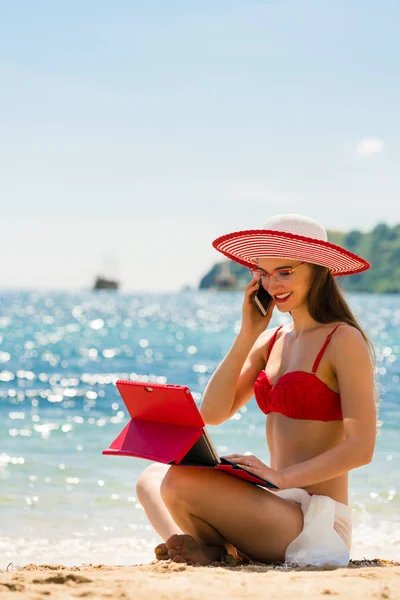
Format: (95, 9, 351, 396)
(254, 325, 343, 421)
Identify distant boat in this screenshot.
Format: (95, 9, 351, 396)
(93, 276, 119, 291)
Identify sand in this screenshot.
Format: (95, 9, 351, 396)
(0, 559, 399, 600)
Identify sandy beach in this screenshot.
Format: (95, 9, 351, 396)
(1, 559, 399, 600)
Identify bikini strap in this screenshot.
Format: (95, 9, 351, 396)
(312, 324, 343, 373)
(266, 326, 283, 363)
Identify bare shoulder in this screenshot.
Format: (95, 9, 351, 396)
(254, 325, 284, 351)
(331, 323, 368, 346)
(258, 324, 284, 342)
(247, 325, 285, 367)
(329, 323, 373, 369)
(328, 324, 376, 422)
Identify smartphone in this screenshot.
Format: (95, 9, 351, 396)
(252, 284, 273, 317)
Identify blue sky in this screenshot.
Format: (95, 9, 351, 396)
(1, 0, 399, 290)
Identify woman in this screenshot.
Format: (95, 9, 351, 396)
(136, 214, 377, 567)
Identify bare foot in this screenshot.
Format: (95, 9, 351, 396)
(154, 542, 169, 560)
(155, 534, 225, 565)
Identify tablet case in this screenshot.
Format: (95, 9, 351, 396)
(102, 380, 278, 490)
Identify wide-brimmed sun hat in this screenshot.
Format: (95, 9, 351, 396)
(212, 214, 370, 276)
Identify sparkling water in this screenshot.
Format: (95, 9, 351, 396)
(0, 290, 399, 567)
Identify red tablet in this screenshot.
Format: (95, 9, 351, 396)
(102, 379, 278, 489)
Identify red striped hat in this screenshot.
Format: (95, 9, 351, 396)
(212, 214, 370, 276)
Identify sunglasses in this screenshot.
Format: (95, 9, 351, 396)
(249, 262, 305, 285)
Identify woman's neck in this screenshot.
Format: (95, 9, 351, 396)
(289, 307, 322, 339)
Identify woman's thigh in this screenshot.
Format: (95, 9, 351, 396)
(161, 466, 304, 563)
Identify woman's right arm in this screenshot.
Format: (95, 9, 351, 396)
(200, 277, 275, 425)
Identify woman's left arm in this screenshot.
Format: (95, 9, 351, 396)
(279, 326, 377, 489)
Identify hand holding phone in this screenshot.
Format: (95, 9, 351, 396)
(240, 277, 274, 339)
(252, 282, 273, 317)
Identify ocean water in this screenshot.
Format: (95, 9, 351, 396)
(0, 290, 399, 568)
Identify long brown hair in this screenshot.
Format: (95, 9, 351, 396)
(308, 264, 376, 366)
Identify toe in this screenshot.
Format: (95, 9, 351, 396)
(154, 542, 169, 560)
(165, 533, 185, 549)
(172, 554, 184, 563)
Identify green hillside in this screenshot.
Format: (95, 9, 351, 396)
(199, 223, 400, 293)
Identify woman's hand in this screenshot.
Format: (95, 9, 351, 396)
(222, 453, 285, 489)
(240, 277, 275, 339)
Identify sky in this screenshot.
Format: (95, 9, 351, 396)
(1, 0, 399, 291)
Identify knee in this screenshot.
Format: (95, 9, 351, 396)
(160, 465, 196, 505)
(136, 463, 169, 505)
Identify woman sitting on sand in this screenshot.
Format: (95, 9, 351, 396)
(136, 214, 377, 568)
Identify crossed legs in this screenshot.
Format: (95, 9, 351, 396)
(136, 463, 304, 564)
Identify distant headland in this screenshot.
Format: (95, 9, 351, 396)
(199, 222, 400, 293)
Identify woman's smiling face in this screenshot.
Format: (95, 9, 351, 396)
(254, 257, 313, 312)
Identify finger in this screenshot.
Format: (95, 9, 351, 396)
(245, 277, 260, 289)
(242, 464, 258, 470)
(235, 460, 253, 467)
(244, 282, 260, 296)
(237, 458, 257, 467)
(246, 280, 260, 290)
(242, 465, 262, 475)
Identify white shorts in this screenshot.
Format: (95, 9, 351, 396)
(273, 488, 352, 567)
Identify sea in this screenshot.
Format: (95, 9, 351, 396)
(0, 290, 399, 568)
